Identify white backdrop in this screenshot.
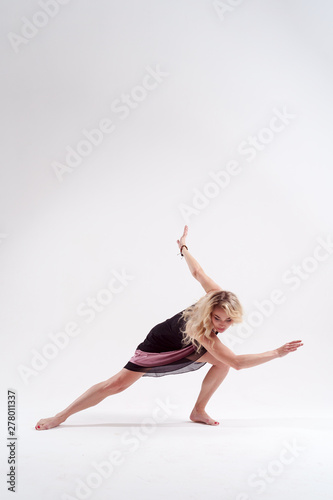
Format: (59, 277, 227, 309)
(1, 0, 333, 444)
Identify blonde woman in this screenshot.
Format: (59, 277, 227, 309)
(35, 225, 303, 430)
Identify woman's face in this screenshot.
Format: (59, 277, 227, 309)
(211, 306, 233, 333)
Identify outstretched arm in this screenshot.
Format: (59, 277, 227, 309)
(200, 335, 303, 370)
(177, 225, 221, 293)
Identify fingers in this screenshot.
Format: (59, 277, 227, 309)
(284, 341, 303, 352)
(177, 226, 188, 246)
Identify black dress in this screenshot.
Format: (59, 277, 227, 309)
(123, 305, 216, 377)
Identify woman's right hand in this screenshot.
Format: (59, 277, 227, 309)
(176, 225, 188, 250)
(276, 340, 303, 357)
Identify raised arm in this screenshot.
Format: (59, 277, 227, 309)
(176, 225, 221, 293)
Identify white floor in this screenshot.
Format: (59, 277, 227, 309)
(3, 410, 333, 500)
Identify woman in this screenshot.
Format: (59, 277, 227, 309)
(35, 225, 302, 430)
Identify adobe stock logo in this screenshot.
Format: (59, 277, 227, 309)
(236, 439, 306, 499)
(7, 0, 72, 54)
(61, 397, 178, 500)
(17, 269, 134, 385)
(179, 106, 296, 224)
(213, 0, 245, 22)
(51, 64, 169, 182)
(237, 107, 296, 162)
(224, 235, 333, 349)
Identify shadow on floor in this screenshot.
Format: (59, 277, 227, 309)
(59, 417, 333, 430)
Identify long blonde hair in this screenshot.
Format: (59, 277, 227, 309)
(180, 290, 243, 352)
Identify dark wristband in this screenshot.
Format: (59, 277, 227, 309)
(180, 245, 188, 256)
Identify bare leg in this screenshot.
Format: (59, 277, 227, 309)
(190, 354, 230, 426)
(35, 369, 144, 430)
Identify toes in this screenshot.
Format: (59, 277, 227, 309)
(206, 419, 218, 426)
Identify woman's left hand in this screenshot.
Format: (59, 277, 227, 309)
(177, 225, 188, 250)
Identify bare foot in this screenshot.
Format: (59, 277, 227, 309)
(190, 408, 219, 426)
(35, 415, 65, 431)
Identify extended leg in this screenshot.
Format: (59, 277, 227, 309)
(35, 368, 144, 430)
(190, 353, 230, 426)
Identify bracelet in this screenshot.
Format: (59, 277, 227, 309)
(180, 245, 188, 257)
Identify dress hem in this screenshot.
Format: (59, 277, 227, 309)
(123, 345, 207, 377)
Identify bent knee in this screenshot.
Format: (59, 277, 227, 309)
(209, 356, 230, 371)
(215, 361, 230, 371)
(198, 352, 230, 370)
